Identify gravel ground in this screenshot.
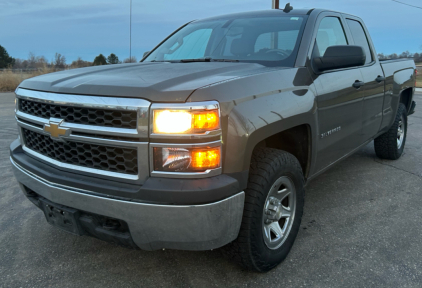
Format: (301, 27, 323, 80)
(1, 91, 422, 288)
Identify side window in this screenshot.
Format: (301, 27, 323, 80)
(163, 29, 212, 60)
(346, 19, 373, 64)
(315, 17, 348, 56)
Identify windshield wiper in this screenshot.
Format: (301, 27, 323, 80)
(211, 59, 239, 62)
(179, 57, 239, 63)
(180, 58, 212, 63)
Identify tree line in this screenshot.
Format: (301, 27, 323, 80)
(378, 51, 422, 62)
(0, 45, 138, 69)
(1, 44, 421, 70)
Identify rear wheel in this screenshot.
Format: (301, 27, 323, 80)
(374, 103, 408, 160)
(224, 148, 305, 272)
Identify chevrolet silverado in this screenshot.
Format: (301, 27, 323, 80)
(10, 7, 417, 272)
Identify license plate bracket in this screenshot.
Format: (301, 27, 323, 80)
(40, 198, 83, 235)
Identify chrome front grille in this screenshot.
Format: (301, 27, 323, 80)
(19, 99, 138, 129)
(15, 88, 151, 182)
(23, 128, 139, 175)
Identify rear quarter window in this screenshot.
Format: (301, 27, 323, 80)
(346, 19, 373, 64)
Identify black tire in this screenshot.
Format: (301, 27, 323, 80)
(374, 103, 408, 160)
(224, 148, 305, 272)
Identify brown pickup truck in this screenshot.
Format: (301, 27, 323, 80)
(10, 7, 416, 272)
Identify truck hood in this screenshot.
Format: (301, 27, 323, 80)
(19, 62, 273, 102)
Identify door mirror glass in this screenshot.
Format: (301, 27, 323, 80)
(313, 45, 366, 72)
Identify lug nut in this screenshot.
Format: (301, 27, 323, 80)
(266, 210, 275, 216)
(270, 199, 279, 205)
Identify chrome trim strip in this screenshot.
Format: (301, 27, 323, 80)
(16, 118, 44, 133)
(150, 140, 221, 148)
(16, 118, 141, 147)
(11, 157, 245, 251)
(150, 129, 222, 140)
(16, 111, 46, 126)
(16, 88, 150, 110)
(151, 101, 220, 111)
(149, 101, 222, 140)
(16, 104, 145, 139)
(22, 145, 140, 181)
(150, 168, 222, 178)
(149, 140, 222, 179)
(69, 134, 142, 147)
(57, 122, 140, 138)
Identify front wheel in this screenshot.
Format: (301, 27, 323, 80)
(374, 103, 408, 160)
(224, 148, 305, 272)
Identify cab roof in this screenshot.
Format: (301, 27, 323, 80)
(194, 9, 314, 23)
(194, 8, 358, 23)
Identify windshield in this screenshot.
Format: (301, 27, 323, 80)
(144, 15, 307, 67)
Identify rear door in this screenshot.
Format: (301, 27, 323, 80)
(344, 16, 385, 141)
(311, 13, 365, 172)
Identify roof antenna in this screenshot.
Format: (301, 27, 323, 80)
(283, 3, 293, 12)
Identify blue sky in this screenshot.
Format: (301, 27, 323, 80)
(0, 0, 421, 63)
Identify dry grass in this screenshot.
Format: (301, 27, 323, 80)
(0, 70, 22, 92)
(416, 66, 422, 88)
(0, 66, 56, 92)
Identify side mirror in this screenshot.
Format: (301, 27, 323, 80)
(143, 51, 150, 58)
(313, 45, 366, 72)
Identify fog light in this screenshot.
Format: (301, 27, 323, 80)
(153, 146, 221, 172)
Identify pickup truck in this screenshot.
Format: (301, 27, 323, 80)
(10, 8, 417, 272)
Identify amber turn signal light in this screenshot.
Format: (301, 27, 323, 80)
(192, 110, 219, 131)
(191, 147, 220, 170)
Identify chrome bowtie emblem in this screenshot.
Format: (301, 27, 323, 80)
(43, 118, 70, 141)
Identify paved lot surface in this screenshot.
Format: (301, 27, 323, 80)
(1, 91, 422, 288)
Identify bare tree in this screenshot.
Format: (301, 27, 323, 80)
(123, 56, 137, 63)
(53, 53, 66, 69)
(35, 56, 48, 68)
(27, 52, 37, 68)
(24, 52, 49, 69)
(12, 58, 24, 69)
(399, 51, 412, 58)
(70, 57, 92, 69)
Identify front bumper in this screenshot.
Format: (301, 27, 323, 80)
(10, 156, 245, 251)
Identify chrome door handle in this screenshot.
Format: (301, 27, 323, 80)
(376, 75, 385, 83)
(353, 80, 365, 89)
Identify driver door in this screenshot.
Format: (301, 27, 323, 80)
(312, 15, 365, 172)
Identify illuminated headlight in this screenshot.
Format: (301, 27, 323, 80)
(152, 103, 220, 135)
(153, 146, 221, 172)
